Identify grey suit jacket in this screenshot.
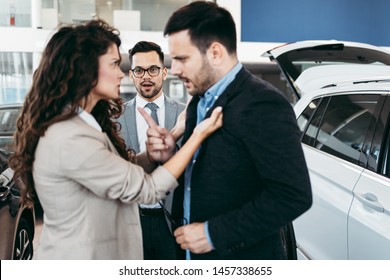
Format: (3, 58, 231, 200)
(119, 95, 185, 153)
(33, 115, 178, 259)
(118, 95, 185, 231)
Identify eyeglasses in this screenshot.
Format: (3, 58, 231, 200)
(130, 66, 161, 78)
(158, 202, 188, 233)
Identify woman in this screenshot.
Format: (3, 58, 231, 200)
(9, 19, 222, 260)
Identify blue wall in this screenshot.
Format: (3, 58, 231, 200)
(241, 0, 390, 46)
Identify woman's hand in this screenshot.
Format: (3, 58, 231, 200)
(161, 106, 223, 179)
(193, 106, 223, 140)
(170, 109, 187, 141)
(138, 107, 176, 163)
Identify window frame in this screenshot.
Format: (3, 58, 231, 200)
(371, 95, 390, 177)
(299, 92, 386, 167)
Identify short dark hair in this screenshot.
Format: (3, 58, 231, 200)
(164, 1, 236, 55)
(128, 41, 164, 67)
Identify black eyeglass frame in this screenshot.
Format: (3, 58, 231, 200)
(158, 202, 188, 233)
(130, 66, 162, 78)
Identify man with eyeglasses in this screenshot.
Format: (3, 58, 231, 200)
(118, 41, 185, 260)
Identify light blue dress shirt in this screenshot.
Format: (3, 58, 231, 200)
(183, 62, 242, 259)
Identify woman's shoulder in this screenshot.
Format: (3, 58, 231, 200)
(45, 115, 100, 139)
(39, 116, 107, 158)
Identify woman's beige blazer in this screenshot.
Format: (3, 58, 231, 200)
(32, 115, 177, 259)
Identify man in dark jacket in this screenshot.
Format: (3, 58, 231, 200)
(145, 1, 312, 260)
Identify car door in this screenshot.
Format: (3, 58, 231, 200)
(348, 94, 390, 259)
(294, 93, 383, 259)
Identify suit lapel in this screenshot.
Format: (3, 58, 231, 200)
(203, 67, 249, 120)
(164, 97, 177, 131)
(124, 99, 140, 153)
(182, 95, 199, 145)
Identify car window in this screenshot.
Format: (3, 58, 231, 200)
(297, 99, 321, 134)
(301, 97, 329, 147)
(0, 108, 19, 134)
(0, 107, 20, 151)
(301, 94, 380, 164)
(379, 108, 390, 178)
(383, 132, 390, 178)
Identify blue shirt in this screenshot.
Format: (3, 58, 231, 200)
(183, 62, 242, 259)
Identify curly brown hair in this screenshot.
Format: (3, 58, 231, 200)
(9, 19, 132, 207)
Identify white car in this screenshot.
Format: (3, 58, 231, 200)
(264, 40, 390, 259)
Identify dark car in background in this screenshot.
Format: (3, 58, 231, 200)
(0, 104, 21, 151)
(0, 103, 35, 259)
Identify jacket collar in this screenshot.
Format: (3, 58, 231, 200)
(183, 67, 252, 143)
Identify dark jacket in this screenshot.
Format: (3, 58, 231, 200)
(180, 67, 312, 260)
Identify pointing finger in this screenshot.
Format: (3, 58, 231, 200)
(137, 107, 158, 128)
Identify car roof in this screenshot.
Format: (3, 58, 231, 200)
(262, 40, 390, 100)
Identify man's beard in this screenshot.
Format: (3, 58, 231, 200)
(139, 85, 161, 99)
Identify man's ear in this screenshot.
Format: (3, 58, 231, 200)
(162, 67, 168, 80)
(207, 42, 225, 65)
